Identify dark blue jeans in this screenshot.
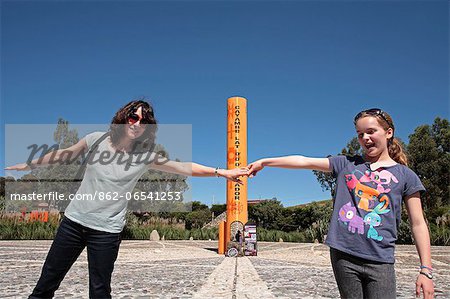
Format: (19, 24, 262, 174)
(29, 217, 121, 299)
(330, 248, 396, 299)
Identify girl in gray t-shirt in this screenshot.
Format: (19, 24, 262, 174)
(6, 100, 248, 299)
(246, 108, 434, 299)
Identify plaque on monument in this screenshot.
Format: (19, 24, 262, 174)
(244, 223, 257, 256)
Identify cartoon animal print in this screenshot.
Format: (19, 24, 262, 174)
(345, 170, 391, 212)
(363, 202, 390, 241)
(345, 173, 358, 190)
(338, 202, 364, 234)
(360, 169, 399, 193)
(354, 182, 390, 212)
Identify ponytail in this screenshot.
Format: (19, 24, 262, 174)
(388, 137, 408, 166)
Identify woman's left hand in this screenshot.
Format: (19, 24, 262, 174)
(218, 167, 249, 184)
(416, 273, 434, 299)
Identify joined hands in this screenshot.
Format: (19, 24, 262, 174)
(222, 159, 265, 184)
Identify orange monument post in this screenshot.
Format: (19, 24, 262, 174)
(219, 97, 248, 254)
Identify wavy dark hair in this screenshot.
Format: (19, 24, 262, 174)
(109, 99, 157, 153)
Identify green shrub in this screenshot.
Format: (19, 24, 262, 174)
(0, 212, 60, 240)
(257, 228, 309, 243)
(429, 223, 450, 246)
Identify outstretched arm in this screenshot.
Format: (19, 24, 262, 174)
(5, 139, 88, 171)
(247, 155, 331, 177)
(149, 158, 248, 184)
(405, 192, 434, 299)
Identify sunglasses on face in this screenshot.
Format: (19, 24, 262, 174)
(127, 113, 149, 125)
(354, 108, 393, 128)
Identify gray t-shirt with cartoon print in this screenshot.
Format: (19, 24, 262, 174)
(325, 155, 425, 263)
(65, 132, 151, 233)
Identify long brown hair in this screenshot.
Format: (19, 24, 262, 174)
(109, 99, 157, 153)
(355, 109, 408, 165)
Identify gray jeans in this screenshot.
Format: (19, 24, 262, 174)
(330, 248, 396, 299)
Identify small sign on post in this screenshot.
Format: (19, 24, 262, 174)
(244, 223, 257, 256)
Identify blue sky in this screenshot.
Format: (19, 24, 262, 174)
(1, 0, 448, 206)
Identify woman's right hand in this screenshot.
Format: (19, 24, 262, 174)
(247, 160, 264, 177)
(5, 163, 31, 171)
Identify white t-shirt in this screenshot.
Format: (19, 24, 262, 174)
(65, 132, 152, 233)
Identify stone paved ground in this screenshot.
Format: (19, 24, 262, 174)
(0, 240, 448, 298)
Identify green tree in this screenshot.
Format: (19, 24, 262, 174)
(0, 177, 5, 198)
(290, 201, 333, 230)
(248, 199, 284, 230)
(407, 117, 450, 209)
(185, 209, 211, 229)
(1, 176, 18, 212)
(312, 137, 362, 197)
(211, 204, 227, 216)
(54, 118, 79, 149)
(432, 117, 450, 152)
(191, 201, 209, 211)
(30, 119, 81, 211)
(341, 137, 363, 156)
(126, 143, 189, 213)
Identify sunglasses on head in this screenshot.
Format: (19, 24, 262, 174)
(354, 108, 393, 128)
